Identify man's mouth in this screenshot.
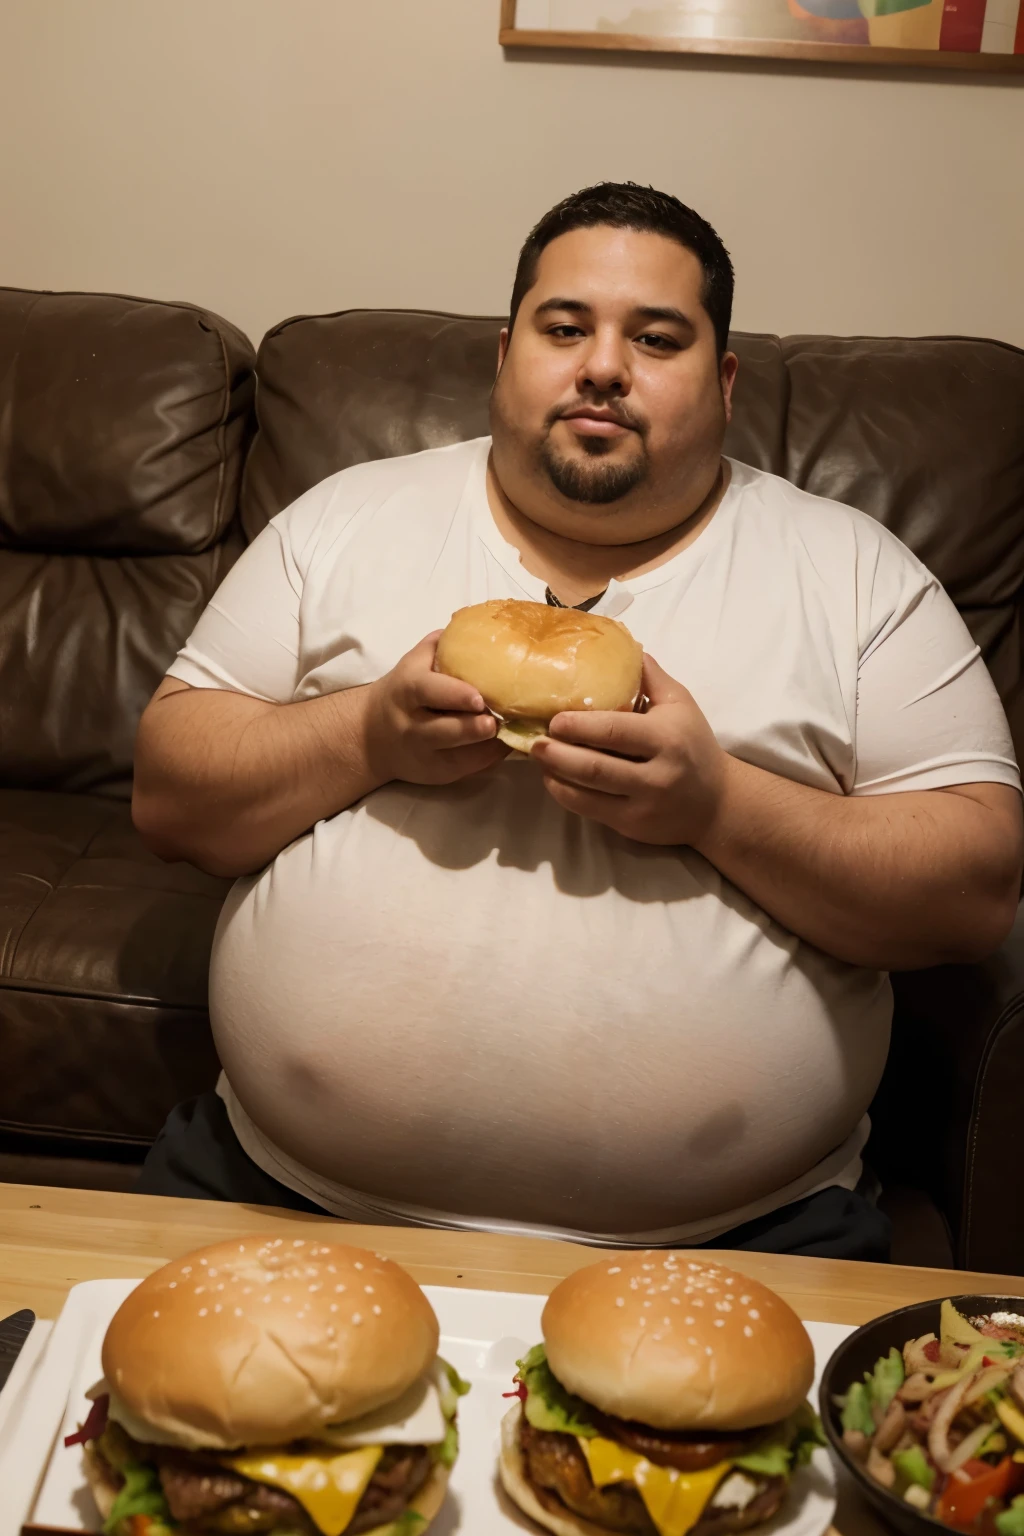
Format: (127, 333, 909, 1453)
(558, 408, 635, 439)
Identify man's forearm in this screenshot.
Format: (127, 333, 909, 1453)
(133, 685, 381, 878)
(692, 757, 1021, 970)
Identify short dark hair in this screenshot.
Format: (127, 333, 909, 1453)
(508, 182, 734, 358)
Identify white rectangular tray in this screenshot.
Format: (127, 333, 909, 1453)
(0, 1278, 852, 1536)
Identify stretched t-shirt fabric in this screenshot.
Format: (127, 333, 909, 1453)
(167, 439, 1019, 1245)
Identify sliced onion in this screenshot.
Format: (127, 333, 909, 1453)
(946, 1422, 996, 1473)
(929, 1369, 983, 1472)
(940, 1341, 972, 1370)
(843, 1428, 868, 1460)
(868, 1446, 896, 1488)
(899, 1373, 940, 1404)
(964, 1365, 1012, 1405)
(905, 1335, 940, 1376)
(875, 1400, 908, 1454)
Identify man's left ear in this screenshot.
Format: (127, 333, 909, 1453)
(496, 326, 510, 375)
(720, 351, 739, 425)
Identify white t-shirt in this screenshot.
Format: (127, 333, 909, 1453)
(168, 438, 1019, 1246)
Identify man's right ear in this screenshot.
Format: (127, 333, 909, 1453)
(496, 327, 510, 374)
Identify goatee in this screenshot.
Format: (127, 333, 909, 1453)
(539, 437, 648, 504)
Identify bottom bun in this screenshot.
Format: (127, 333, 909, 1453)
(366, 1459, 451, 1534)
(498, 1404, 613, 1536)
(497, 720, 549, 753)
(86, 1445, 450, 1536)
(83, 1447, 118, 1520)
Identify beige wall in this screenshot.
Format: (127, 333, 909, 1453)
(1, 0, 1022, 348)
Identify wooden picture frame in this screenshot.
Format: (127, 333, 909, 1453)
(499, 0, 1024, 71)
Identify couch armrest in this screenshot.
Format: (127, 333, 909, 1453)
(868, 902, 1024, 1274)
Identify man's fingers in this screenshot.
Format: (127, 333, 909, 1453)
(532, 737, 642, 796)
(414, 670, 486, 714)
(546, 708, 654, 758)
(542, 774, 632, 831)
(444, 739, 511, 776)
(642, 654, 691, 708)
(420, 710, 498, 748)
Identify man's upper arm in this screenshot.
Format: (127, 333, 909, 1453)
(853, 553, 1021, 800)
(164, 519, 304, 704)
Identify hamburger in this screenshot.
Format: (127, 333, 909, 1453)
(498, 1254, 824, 1536)
(67, 1235, 468, 1536)
(435, 598, 644, 753)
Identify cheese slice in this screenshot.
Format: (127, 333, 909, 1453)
(91, 1369, 445, 1453)
(319, 1370, 446, 1448)
(578, 1435, 729, 1536)
(219, 1444, 383, 1536)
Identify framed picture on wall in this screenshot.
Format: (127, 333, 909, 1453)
(499, 0, 1024, 70)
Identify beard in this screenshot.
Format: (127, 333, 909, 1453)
(539, 416, 650, 505)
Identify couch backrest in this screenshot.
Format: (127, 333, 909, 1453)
(242, 309, 1024, 761)
(0, 287, 255, 799)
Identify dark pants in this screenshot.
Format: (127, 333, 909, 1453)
(138, 1092, 890, 1262)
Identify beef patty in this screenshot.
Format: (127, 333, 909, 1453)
(519, 1417, 788, 1536)
(587, 1409, 759, 1473)
(94, 1425, 432, 1535)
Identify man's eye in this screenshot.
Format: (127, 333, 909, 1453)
(637, 333, 677, 351)
(548, 324, 586, 339)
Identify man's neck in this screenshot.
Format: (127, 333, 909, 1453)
(485, 456, 729, 608)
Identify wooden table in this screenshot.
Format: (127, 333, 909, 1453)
(5, 1181, 1024, 1536)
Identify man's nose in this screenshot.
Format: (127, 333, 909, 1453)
(575, 331, 631, 396)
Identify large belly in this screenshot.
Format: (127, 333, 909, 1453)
(210, 765, 891, 1233)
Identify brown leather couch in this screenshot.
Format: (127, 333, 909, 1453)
(3, 285, 1023, 1270)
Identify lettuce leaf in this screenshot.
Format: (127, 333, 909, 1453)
(437, 1357, 471, 1421)
(997, 1497, 1024, 1536)
(837, 1348, 905, 1436)
(430, 1356, 470, 1467)
(892, 1446, 935, 1492)
(433, 1419, 460, 1468)
(733, 1404, 826, 1478)
(103, 1461, 173, 1536)
(517, 1345, 598, 1437)
(838, 1381, 875, 1437)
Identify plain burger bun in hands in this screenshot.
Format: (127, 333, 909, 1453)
(499, 1253, 821, 1536)
(76, 1235, 467, 1536)
(435, 598, 644, 752)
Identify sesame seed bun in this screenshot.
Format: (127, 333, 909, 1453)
(101, 1235, 440, 1449)
(435, 599, 643, 751)
(541, 1254, 814, 1432)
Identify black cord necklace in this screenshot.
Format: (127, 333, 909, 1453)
(545, 585, 608, 613)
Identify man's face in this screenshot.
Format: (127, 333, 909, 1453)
(490, 225, 737, 544)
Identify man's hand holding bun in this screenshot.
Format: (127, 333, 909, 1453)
(363, 633, 509, 787)
(534, 656, 727, 847)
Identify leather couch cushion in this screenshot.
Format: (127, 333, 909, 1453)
(0, 789, 227, 1144)
(241, 310, 1024, 759)
(0, 287, 257, 799)
(242, 309, 498, 540)
(0, 287, 254, 554)
(241, 311, 787, 539)
(0, 535, 242, 799)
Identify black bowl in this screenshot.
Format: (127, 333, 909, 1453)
(820, 1293, 1024, 1536)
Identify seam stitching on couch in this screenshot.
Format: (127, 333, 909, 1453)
(962, 994, 1024, 1268)
(211, 325, 232, 548)
(0, 974, 209, 1011)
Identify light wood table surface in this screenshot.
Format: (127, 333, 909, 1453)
(3, 1181, 1022, 1323)
(4, 1181, 1024, 1536)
